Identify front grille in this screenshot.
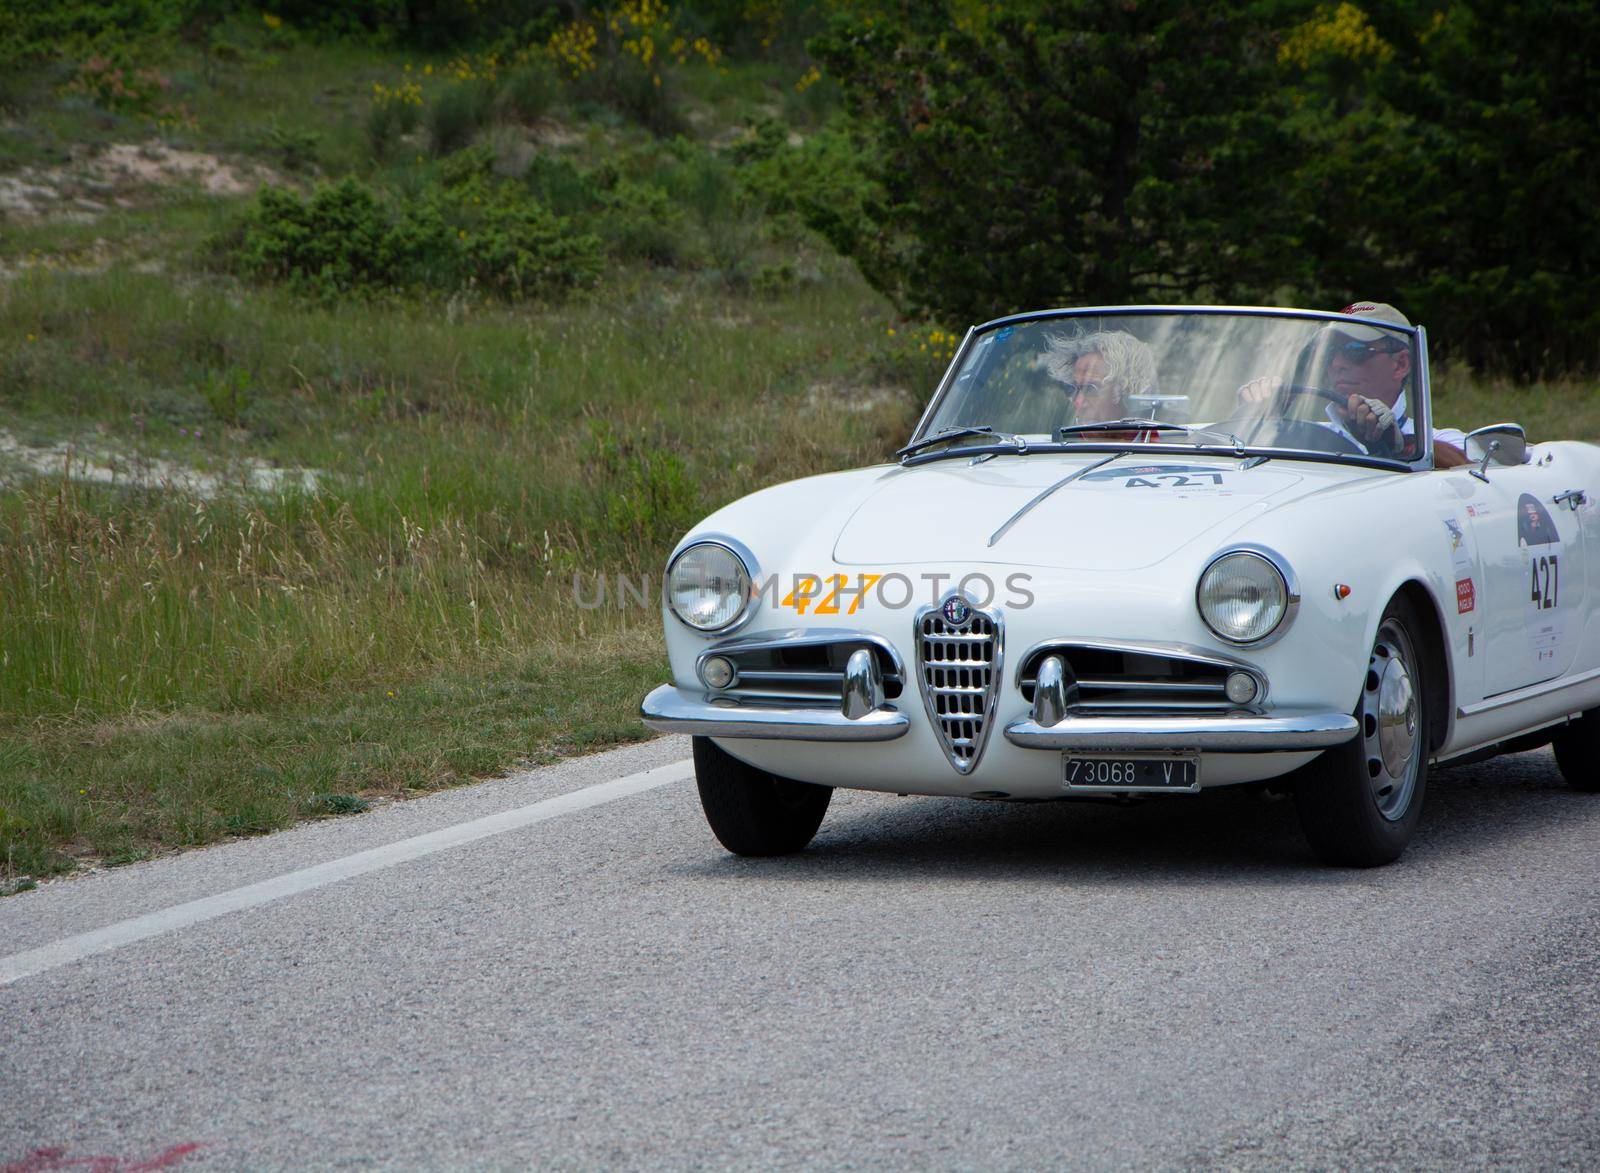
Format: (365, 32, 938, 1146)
(1017, 642, 1261, 714)
(701, 635, 902, 706)
(917, 607, 1002, 772)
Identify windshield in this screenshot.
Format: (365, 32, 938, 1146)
(918, 310, 1425, 464)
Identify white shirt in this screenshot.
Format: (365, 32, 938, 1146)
(1324, 394, 1465, 457)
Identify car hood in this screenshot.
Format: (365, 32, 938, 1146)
(831, 455, 1310, 571)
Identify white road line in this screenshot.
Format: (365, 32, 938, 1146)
(0, 757, 694, 988)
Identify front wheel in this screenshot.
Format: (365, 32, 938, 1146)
(693, 736, 833, 856)
(1293, 597, 1430, 866)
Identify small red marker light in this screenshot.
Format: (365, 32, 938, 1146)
(1333, 583, 1352, 600)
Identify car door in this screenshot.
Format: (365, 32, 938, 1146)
(1459, 461, 1588, 696)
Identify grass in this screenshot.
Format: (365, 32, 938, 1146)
(1429, 363, 1600, 446)
(0, 24, 934, 881)
(0, 260, 920, 880)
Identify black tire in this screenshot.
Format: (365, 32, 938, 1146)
(1551, 714, 1600, 792)
(693, 736, 833, 856)
(1293, 595, 1431, 867)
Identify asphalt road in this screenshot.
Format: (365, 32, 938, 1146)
(3, 737, 1598, 1170)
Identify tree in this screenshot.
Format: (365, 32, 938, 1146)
(812, 0, 1310, 325)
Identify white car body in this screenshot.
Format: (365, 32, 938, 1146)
(642, 306, 1600, 857)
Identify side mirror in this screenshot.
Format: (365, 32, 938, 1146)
(1465, 423, 1527, 482)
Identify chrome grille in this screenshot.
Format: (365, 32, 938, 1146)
(1017, 641, 1264, 714)
(917, 605, 1002, 773)
(698, 632, 903, 706)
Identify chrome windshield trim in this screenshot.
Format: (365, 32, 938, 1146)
(897, 441, 1412, 473)
(908, 323, 980, 447)
(969, 304, 1422, 338)
(1414, 324, 1434, 470)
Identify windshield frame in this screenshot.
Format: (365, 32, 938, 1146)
(908, 305, 1434, 472)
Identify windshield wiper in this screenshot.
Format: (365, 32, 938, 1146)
(897, 425, 1023, 460)
(1055, 420, 1191, 439)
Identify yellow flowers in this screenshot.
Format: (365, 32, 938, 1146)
(261, 11, 282, 30)
(549, 20, 599, 78)
(372, 80, 423, 108)
(549, 1, 720, 80)
(795, 65, 822, 94)
(444, 51, 500, 83)
(887, 324, 959, 362)
(1279, 2, 1395, 69)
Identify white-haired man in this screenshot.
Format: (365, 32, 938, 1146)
(1240, 301, 1467, 467)
(1045, 329, 1159, 426)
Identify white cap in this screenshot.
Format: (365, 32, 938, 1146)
(1327, 300, 1412, 342)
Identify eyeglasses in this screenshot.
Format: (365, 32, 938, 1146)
(1067, 381, 1113, 398)
(1330, 340, 1405, 364)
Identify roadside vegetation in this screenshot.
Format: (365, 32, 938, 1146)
(1, 0, 1595, 887)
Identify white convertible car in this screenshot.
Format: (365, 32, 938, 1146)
(641, 306, 1600, 865)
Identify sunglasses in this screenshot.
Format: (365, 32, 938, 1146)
(1330, 340, 1405, 364)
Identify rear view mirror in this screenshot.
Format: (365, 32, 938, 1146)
(1465, 423, 1527, 481)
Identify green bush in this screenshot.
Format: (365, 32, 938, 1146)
(230, 178, 433, 298)
(225, 175, 601, 301)
(581, 419, 699, 550)
(668, 152, 761, 286)
(428, 80, 494, 155)
(366, 92, 420, 161)
(494, 58, 560, 124)
(459, 197, 604, 297)
(522, 154, 599, 217)
(738, 118, 879, 263)
(256, 122, 323, 173)
(597, 180, 687, 266)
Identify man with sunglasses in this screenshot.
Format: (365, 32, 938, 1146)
(1239, 302, 1468, 467)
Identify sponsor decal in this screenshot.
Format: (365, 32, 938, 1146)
(1082, 463, 1221, 481)
(1456, 577, 1475, 614)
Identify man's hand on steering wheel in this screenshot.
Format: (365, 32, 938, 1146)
(1236, 376, 1283, 413)
(1337, 393, 1403, 454)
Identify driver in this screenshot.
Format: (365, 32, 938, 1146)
(1238, 302, 1467, 466)
(1044, 329, 1160, 429)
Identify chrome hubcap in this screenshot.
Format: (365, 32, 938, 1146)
(1362, 620, 1420, 821)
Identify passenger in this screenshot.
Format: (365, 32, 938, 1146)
(1238, 302, 1468, 467)
(1044, 329, 1159, 428)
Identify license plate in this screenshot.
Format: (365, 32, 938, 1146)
(1063, 752, 1201, 793)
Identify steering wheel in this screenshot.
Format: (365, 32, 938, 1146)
(1199, 383, 1368, 456)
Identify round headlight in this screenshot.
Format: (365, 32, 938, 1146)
(667, 542, 752, 633)
(1198, 551, 1290, 643)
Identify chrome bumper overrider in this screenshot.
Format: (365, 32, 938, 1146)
(1003, 709, 1359, 753)
(639, 684, 909, 741)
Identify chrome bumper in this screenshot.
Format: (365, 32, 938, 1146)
(639, 684, 909, 742)
(1004, 708, 1358, 753)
